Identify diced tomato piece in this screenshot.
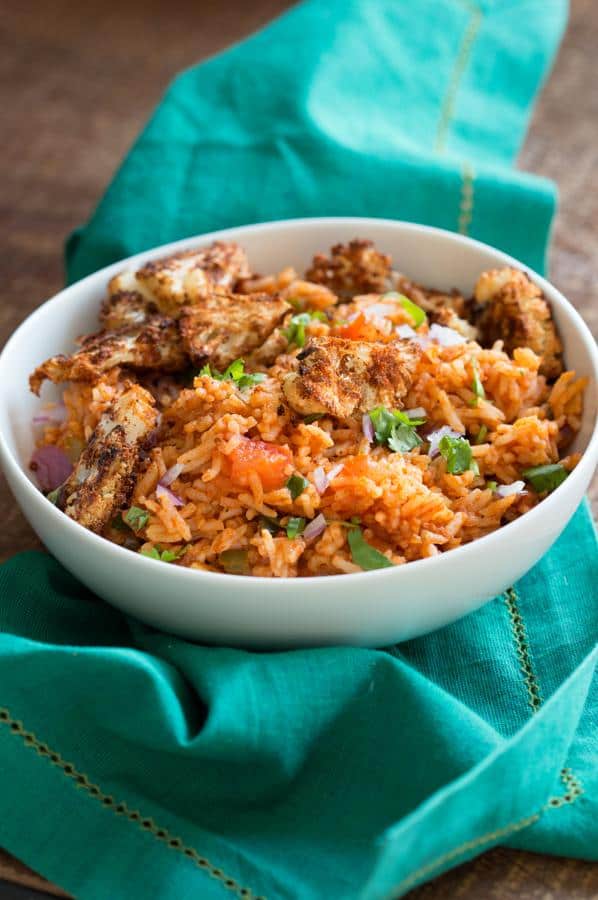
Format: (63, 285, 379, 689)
(229, 437, 293, 491)
(335, 313, 381, 342)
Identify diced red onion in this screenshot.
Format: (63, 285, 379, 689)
(375, 317, 393, 335)
(429, 323, 466, 346)
(495, 480, 527, 498)
(327, 463, 344, 482)
(156, 483, 184, 507)
(303, 513, 327, 541)
(362, 413, 375, 443)
(396, 321, 431, 349)
(364, 302, 397, 319)
(363, 304, 395, 333)
(405, 407, 426, 420)
(159, 462, 183, 487)
(313, 464, 344, 495)
(313, 466, 327, 494)
(29, 445, 73, 492)
(427, 426, 461, 458)
(413, 333, 431, 349)
(32, 403, 67, 426)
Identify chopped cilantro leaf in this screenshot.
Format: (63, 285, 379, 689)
(398, 411, 426, 426)
(237, 372, 267, 390)
(469, 357, 486, 407)
(304, 413, 324, 424)
(523, 463, 568, 493)
(286, 516, 306, 539)
(348, 527, 394, 570)
(284, 313, 309, 348)
(140, 545, 187, 563)
(369, 406, 399, 444)
(222, 359, 245, 381)
(331, 516, 362, 527)
(283, 311, 327, 348)
(486, 480, 497, 492)
(387, 422, 423, 453)
(369, 406, 423, 454)
(405, 410, 427, 425)
(47, 488, 61, 505)
(382, 292, 427, 327)
(219, 548, 250, 575)
(141, 547, 161, 560)
(125, 506, 150, 532)
(259, 515, 281, 535)
(474, 424, 488, 444)
(201, 358, 266, 391)
(162, 547, 187, 562)
(438, 435, 475, 475)
(287, 473, 309, 499)
(110, 513, 129, 532)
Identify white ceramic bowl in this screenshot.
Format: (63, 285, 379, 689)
(0, 218, 596, 647)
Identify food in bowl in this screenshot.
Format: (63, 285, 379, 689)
(28, 238, 587, 577)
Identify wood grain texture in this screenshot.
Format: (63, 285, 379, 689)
(0, 0, 596, 897)
(0, 854, 67, 899)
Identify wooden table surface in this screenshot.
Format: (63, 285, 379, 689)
(1, 0, 596, 897)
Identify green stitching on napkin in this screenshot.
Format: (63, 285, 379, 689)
(503, 587, 543, 713)
(387, 765, 584, 898)
(435, 0, 483, 152)
(458, 163, 475, 235)
(389, 811, 540, 897)
(547, 767, 584, 808)
(386, 591, 587, 898)
(503, 587, 585, 805)
(0, 708, 263, 900)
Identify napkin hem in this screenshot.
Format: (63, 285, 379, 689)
(391, 762, 584, 897)
(368, 640, 596, 899)
(434, 0, 483, 154)
(503, 587, 543, 713)
(0, 707, 262, 900)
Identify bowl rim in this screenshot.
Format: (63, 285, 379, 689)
(1, 215, 597, 588)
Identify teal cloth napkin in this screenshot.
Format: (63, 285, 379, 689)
(2, 2, 597, 899)
(67, 0, 566, 279)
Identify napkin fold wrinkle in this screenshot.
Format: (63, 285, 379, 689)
(3, 0, 597, 898)
(67, 0, 566, 281)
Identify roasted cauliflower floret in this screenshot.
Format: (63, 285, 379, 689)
(179, 291, 291, 369)
(29, 317, 187, 394)
(108, 241, 251, 317)
(245, 327, 290, 367)
(100, 291, 158, 330)
(393, 273, 468, 319)
(305, 239, 392, 297)
(283, 336, 421, 418)
(56, 384, 158, 532)
(474, 267, 529, 304)
(392, 273, 480, 339)
(474, 267, 562, 378)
